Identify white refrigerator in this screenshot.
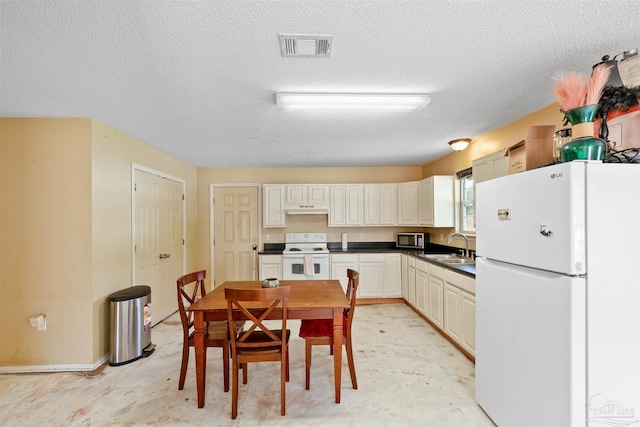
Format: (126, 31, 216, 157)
(475, 162, 639, 427)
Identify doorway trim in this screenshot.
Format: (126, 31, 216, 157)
(209, 183, 262, 285)
(131, 163, 187, 286)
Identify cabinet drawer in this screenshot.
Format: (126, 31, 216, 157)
(427, 261, 444, 279)
(444, 269, 475, 294)
(415, 258, 428, 273)
(358, 253, 385, 263)
(331, 253, 358, 263)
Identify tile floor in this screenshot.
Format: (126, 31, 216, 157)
(0, 303, 494, 426)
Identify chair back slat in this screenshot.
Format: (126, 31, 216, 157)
(225, 286, 290, 352)
(177, 270, 207, 336)
(345, 268, 359, 321)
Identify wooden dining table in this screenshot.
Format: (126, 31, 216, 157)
(188, 279, 350, 408)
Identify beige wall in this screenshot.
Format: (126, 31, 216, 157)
(90, 120, 198, 361)
(1, 118, 94, 365)
(0, 118, 197, 368)
(420, 103, 567, 251)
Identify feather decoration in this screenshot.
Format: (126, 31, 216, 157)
(586, 63, 612, 105)
(553, 72, 588, 112)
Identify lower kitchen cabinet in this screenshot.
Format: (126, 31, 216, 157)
(358, 254, 385, 298)
(402, 254, 475, 359)
(415, 258, 428, 315)
(332, 252, 401, 298)
(259, 254, 283, 280)
(443, 269, 476, 357)
(426, 263, 444, 330)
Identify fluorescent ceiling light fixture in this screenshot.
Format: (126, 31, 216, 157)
(448, 138, 472, 151)
(276, 93, 430, 112)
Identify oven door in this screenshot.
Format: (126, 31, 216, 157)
(282, 253, 329, 280)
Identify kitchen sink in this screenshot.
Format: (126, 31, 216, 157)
(422, 253, 460, 260)
(439, 258, 475, 264)
(421, 253, 475, 265)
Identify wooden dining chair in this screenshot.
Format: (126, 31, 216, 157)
(176, 270, 244, 392)
(299, 268, 359, 390)
(225, 285, 291, 419)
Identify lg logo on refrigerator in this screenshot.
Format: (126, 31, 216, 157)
(550, 173, 563, 179)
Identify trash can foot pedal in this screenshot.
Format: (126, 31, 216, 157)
(142, 343, 156, 358)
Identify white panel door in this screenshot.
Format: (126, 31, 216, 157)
(134, 169, 184, 325)
(214, 187, 258, 287)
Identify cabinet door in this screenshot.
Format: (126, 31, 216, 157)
(329, 186, 346, 226)
(384, 253, 402, 297)
(308, 185, 329, 204)
(345, 185, 364, 225)
(379, 184, 397, 225)
(363, 185, 381, 225)
(460, 291, 476, 356)
(415, 267, 428, 315)
(397, 182, 418, 225)
(407, 260, 416, 306)
(286, 184, 307, 205)
(418, 178, 433, 226)
(263, 184, 285, 228)
(401, 254, 409, 299)
(358, 254, 384, 298)
(432, 176, 454, 227)
(427, 274, 444, 329)
(330, 254, 358, 294)
(444, 283, 461, 342)
(259, 255, 282, 280)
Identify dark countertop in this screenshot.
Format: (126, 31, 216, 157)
(259, 241, 475, 278)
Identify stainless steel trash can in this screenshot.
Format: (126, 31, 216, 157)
(109, 285, 155, 366)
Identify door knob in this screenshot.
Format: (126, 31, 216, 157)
(159, 253, 171, 259)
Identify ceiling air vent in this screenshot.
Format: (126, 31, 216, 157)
(279, 35, 333, 57)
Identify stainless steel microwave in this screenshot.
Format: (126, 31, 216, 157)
(396, 232, 426, 249)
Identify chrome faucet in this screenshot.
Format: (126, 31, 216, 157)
(447, 233, 470, 258)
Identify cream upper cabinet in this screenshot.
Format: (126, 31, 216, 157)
(418, 176, 454, 227)
(285, 184, 329, 206)
(263, 184, 286, 228)
(364, 184, 397, 226)
(397, 181, 419, 226)
(329, 185, 363, 227)
(472, 150, 508, 185)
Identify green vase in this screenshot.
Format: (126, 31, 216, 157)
(561, 105, 606, 162)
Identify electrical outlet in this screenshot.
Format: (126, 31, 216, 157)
(279, 234, 284, 241)
(359, 233, 364, 240)
(440, 234, 444, 241)
(265, 234, 270, 241)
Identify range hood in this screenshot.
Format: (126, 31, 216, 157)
(285, 205, 329, 215)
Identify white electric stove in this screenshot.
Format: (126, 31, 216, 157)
(282, 233, 329, 280)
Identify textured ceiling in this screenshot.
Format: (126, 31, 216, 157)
(1, 1, 638, 168)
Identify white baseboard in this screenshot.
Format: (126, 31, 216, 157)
(0, 353, 110, 374)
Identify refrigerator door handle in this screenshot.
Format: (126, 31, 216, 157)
(539, 224, 552, 237)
